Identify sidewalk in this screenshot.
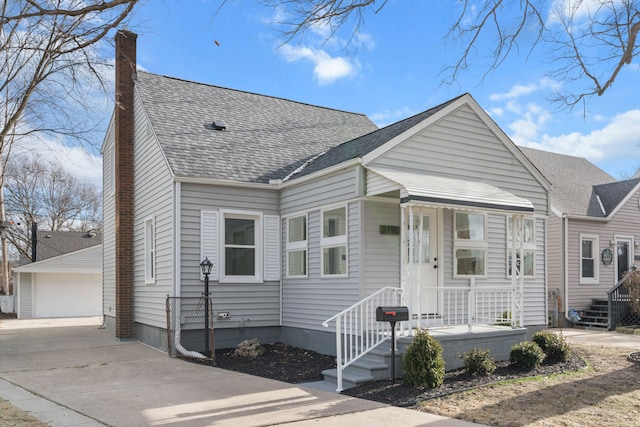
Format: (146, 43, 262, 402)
(0, 318, 481, 426)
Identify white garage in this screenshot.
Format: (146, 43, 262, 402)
(14, 245, 102, 319)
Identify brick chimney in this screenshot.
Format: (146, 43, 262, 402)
(114, 30, 137, 339)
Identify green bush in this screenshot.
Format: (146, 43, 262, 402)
(402, 329, 445, 388)
(461, 347, 496, 376)
(532, 330, 571, 361)
(234, 338, 264, 358)
(510, 341, 545, 369)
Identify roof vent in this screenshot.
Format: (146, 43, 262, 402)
(205, 120, 226, 131)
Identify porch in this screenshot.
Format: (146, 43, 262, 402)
(322, 286, 527, 391)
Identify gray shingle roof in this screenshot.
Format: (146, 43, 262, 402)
(287, 95, 465, 179)
(28, 230, 102, 264)
(592, 178, 640, 216)
(520, 147, 616, 216)
(135, 72, 379, 184)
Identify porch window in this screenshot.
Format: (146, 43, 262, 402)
(221, 211, 262, 282)
(287, 214, 307, 277)
(507, 217, 536, 277)
(580, 234, 599, 284)
(144, 216, 155, 284)
(321, 206, 348, 277)
(454, 212, 486, 277)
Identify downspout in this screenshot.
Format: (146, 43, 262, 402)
(172, 181, 205, 359)
(563, 215, 570, 323)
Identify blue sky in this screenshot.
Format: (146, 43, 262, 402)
(91, 0, 639, 181)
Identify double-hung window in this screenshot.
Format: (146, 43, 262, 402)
(287, 215, 308, 277)
(144, 216, 155, 284)
(507, 216, 536, 278)
(321, 206, 348, 277)
(580, 234, 599, 284)
(222, 211, 262, 282)
(453, 211, 487, 277)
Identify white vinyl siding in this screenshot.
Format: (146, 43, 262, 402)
(368, 104, 548, 215)
(102, 120, 116, 319)
(181, 184, 280, 329)
(580, 234, 599, 284)
(132, 93, 175, 328)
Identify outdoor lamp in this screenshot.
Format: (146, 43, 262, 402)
(200, 257, 213, 359)
(200, 257, 213, 276)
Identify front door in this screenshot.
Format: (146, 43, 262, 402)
(616, 239, 632, 281)
(404, 207, 439, 316)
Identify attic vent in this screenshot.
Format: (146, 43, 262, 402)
(205, 120, 227, 131)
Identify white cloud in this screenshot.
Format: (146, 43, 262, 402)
(490, 78, 560, 102)
(279, 44, 358, 84)
(13, 135, 102, 186)
(369, 107, 418, 128)
(517, 110, 640, 165)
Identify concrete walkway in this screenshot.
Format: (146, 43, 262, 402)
(0, 318, 481, 427)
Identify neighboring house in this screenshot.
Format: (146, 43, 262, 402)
(13, 231, 103, 318)
(521, 147, 640, 328)
(103, 30, 551, 371)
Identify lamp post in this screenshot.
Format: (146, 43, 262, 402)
(200, 257, 213, 358)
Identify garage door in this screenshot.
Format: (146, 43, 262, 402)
(34, 273, 102, 318)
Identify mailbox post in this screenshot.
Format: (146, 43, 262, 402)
(376, 306, 409, 383)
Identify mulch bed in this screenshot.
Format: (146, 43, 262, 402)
(192, 341, 593, 409)
(342, 352, 587, 407)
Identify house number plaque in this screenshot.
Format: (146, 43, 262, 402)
(601, 248, 613, 265)
(379, 225, 400, 236)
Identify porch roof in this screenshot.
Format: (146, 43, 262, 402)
(368, 167, 535, 213)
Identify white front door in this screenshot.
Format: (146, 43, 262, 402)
(404, 207, 439, 317)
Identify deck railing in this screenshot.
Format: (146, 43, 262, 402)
(322, 285, 516, 391)
(322, 286, 404, 391)
(608, 277, 631, 330)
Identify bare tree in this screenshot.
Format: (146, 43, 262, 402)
(4, 156, 102, 262)
(0, 0, 137, 296)
(260, 0, 639, 107)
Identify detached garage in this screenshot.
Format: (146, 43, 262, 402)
(14, 245, 103, 319)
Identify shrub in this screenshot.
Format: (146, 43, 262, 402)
(532, 330, 571, 361)
(461, 347, 496, 376)
(623, 270, 640, 315)
(510, 341, 545, 369)
(234, 338, 264, 358)
(402, 329, 445, 388)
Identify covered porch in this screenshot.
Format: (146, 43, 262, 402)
(322, 167, 537, 391)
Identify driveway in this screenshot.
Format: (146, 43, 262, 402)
(0, 318, 480, 426)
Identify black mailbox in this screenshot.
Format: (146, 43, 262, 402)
(376, 306, 409, 322)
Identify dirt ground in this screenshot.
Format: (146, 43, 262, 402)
(0, 398, 48, 427)
(418, 344, 640, 426)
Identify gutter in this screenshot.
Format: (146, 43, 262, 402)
(564, 215, 570, 324)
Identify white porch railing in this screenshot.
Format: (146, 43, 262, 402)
(322, 286, 403, 391)
(413, 285, 516, 330)
(323, 284, 518, 391)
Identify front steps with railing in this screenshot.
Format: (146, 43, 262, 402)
(321, 341, 404, 390)
(319, 325, 527, 391)
(575, 299, 609, 329)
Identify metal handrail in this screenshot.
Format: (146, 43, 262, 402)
(322, 286, 403, 392)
